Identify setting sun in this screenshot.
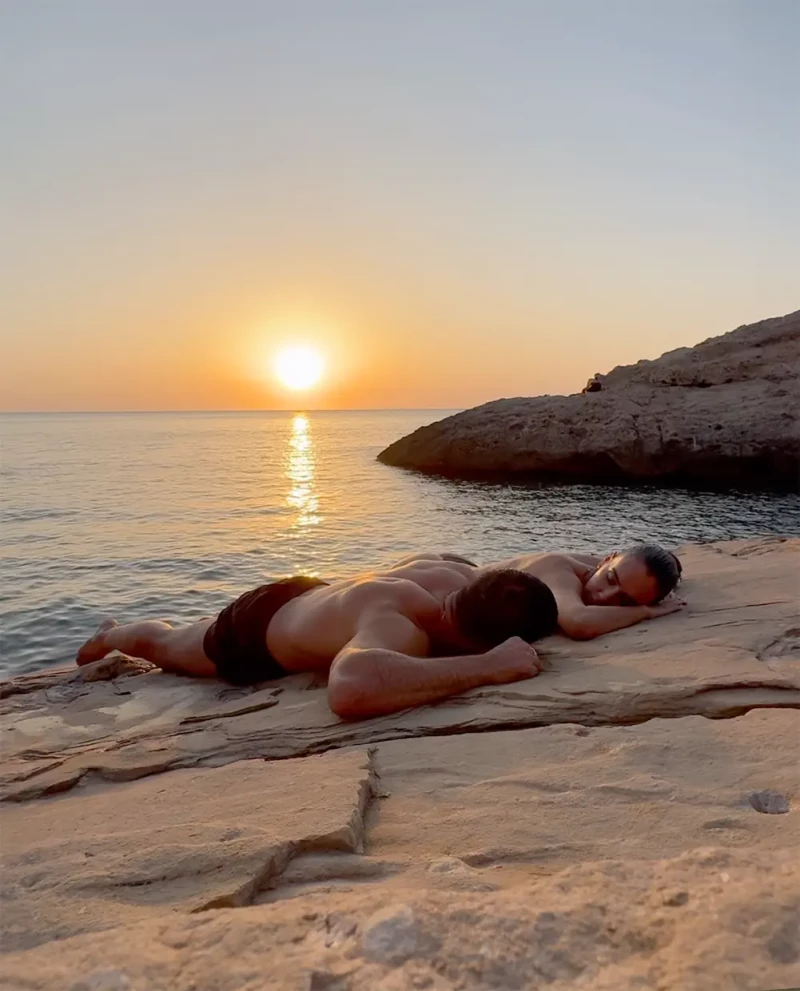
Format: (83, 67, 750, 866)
(273, 346, 325, 391)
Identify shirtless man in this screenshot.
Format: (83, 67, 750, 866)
(488, 543, 684, 640)
(76, 555, 559, 720)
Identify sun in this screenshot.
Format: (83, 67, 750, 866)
(273, 346, 325, 391)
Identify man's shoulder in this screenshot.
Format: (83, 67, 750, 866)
(386, 575, 442, 608)
(343, 574, 439, 611)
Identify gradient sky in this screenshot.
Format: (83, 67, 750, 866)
(1, 0, 797, 411)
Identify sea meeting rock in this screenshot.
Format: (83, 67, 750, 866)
(0, 538, 798, 989)
(377, 309, 800, 488)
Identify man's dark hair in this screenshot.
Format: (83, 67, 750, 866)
(626, 544, 683, 603)
(452, 569, 558, 647)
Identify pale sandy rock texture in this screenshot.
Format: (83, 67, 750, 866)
(378, 309, 800, 487)
(2, 749, 375, 951)
(1, 847, 797, 991)
(1, 538, 798, 989)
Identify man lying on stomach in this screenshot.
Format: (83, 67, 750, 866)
(76, 556, 559, 720)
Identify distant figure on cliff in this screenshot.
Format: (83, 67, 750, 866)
(76, 545, 683, 720)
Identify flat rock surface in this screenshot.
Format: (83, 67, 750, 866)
(377, 309, 800, 487)
(1, 748, 375, 952)
(1, 538, 798, 989)
(367, 710, 799, 874)
(2, 847, 797, 991)
(2, 538, 797, 802)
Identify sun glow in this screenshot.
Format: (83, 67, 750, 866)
(273, 346, 325, 391)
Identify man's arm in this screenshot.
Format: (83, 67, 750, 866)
(327, 610, 540, 720)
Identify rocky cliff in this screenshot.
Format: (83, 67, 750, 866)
(378, 310, 800, 488)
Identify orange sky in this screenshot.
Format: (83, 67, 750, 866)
(2, 2, 798, 412)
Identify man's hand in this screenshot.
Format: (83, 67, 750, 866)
(646, 598, 686, 619)
(485, 636, 542, 683)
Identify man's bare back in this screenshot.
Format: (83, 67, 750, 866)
(266, 556, 477, 672)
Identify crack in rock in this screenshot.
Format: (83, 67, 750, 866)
(2, 682, 799, 803)
(0, 749, 377, 952)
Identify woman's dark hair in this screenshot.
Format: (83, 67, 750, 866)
(627, 544, 683, 602)
(452, 569, 558, 647)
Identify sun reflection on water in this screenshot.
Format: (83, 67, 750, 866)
(285, 413, 321, 528)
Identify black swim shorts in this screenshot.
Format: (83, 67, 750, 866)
(203, 576, 328, 685)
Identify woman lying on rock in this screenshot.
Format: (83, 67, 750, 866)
(76, 545, 683, 720)
(487, 543, 684, 640)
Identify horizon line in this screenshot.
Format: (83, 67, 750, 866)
(0, 406, 464, 415)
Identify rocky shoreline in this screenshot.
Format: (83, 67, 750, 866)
(1, 538, 799, 990)
(378, 309, 800, 489)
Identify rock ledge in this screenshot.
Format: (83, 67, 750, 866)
(378, 309, 800, 488)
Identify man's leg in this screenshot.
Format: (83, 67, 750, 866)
(76, 617, 217, 677)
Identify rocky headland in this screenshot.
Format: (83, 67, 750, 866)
(1, 537, 799, 990)
(378, 309, 800, 488)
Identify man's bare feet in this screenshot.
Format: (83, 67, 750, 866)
(76, 619, 119, 666)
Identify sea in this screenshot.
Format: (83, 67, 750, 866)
(2, 410, 799, 678)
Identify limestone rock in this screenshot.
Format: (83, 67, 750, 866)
(0, 654, 156, 700)
(378, 309, 800, 488)
(1, 749, 375, 951)
(2, 846, 798, 990)
(361, 905, 440, 965)
(367, 709, 800, 872)
(1, 539, 799, 989)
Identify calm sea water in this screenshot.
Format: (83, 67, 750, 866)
(2, 410, 798, 678)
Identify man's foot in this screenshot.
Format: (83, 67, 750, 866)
(76, 619, 119, 666)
